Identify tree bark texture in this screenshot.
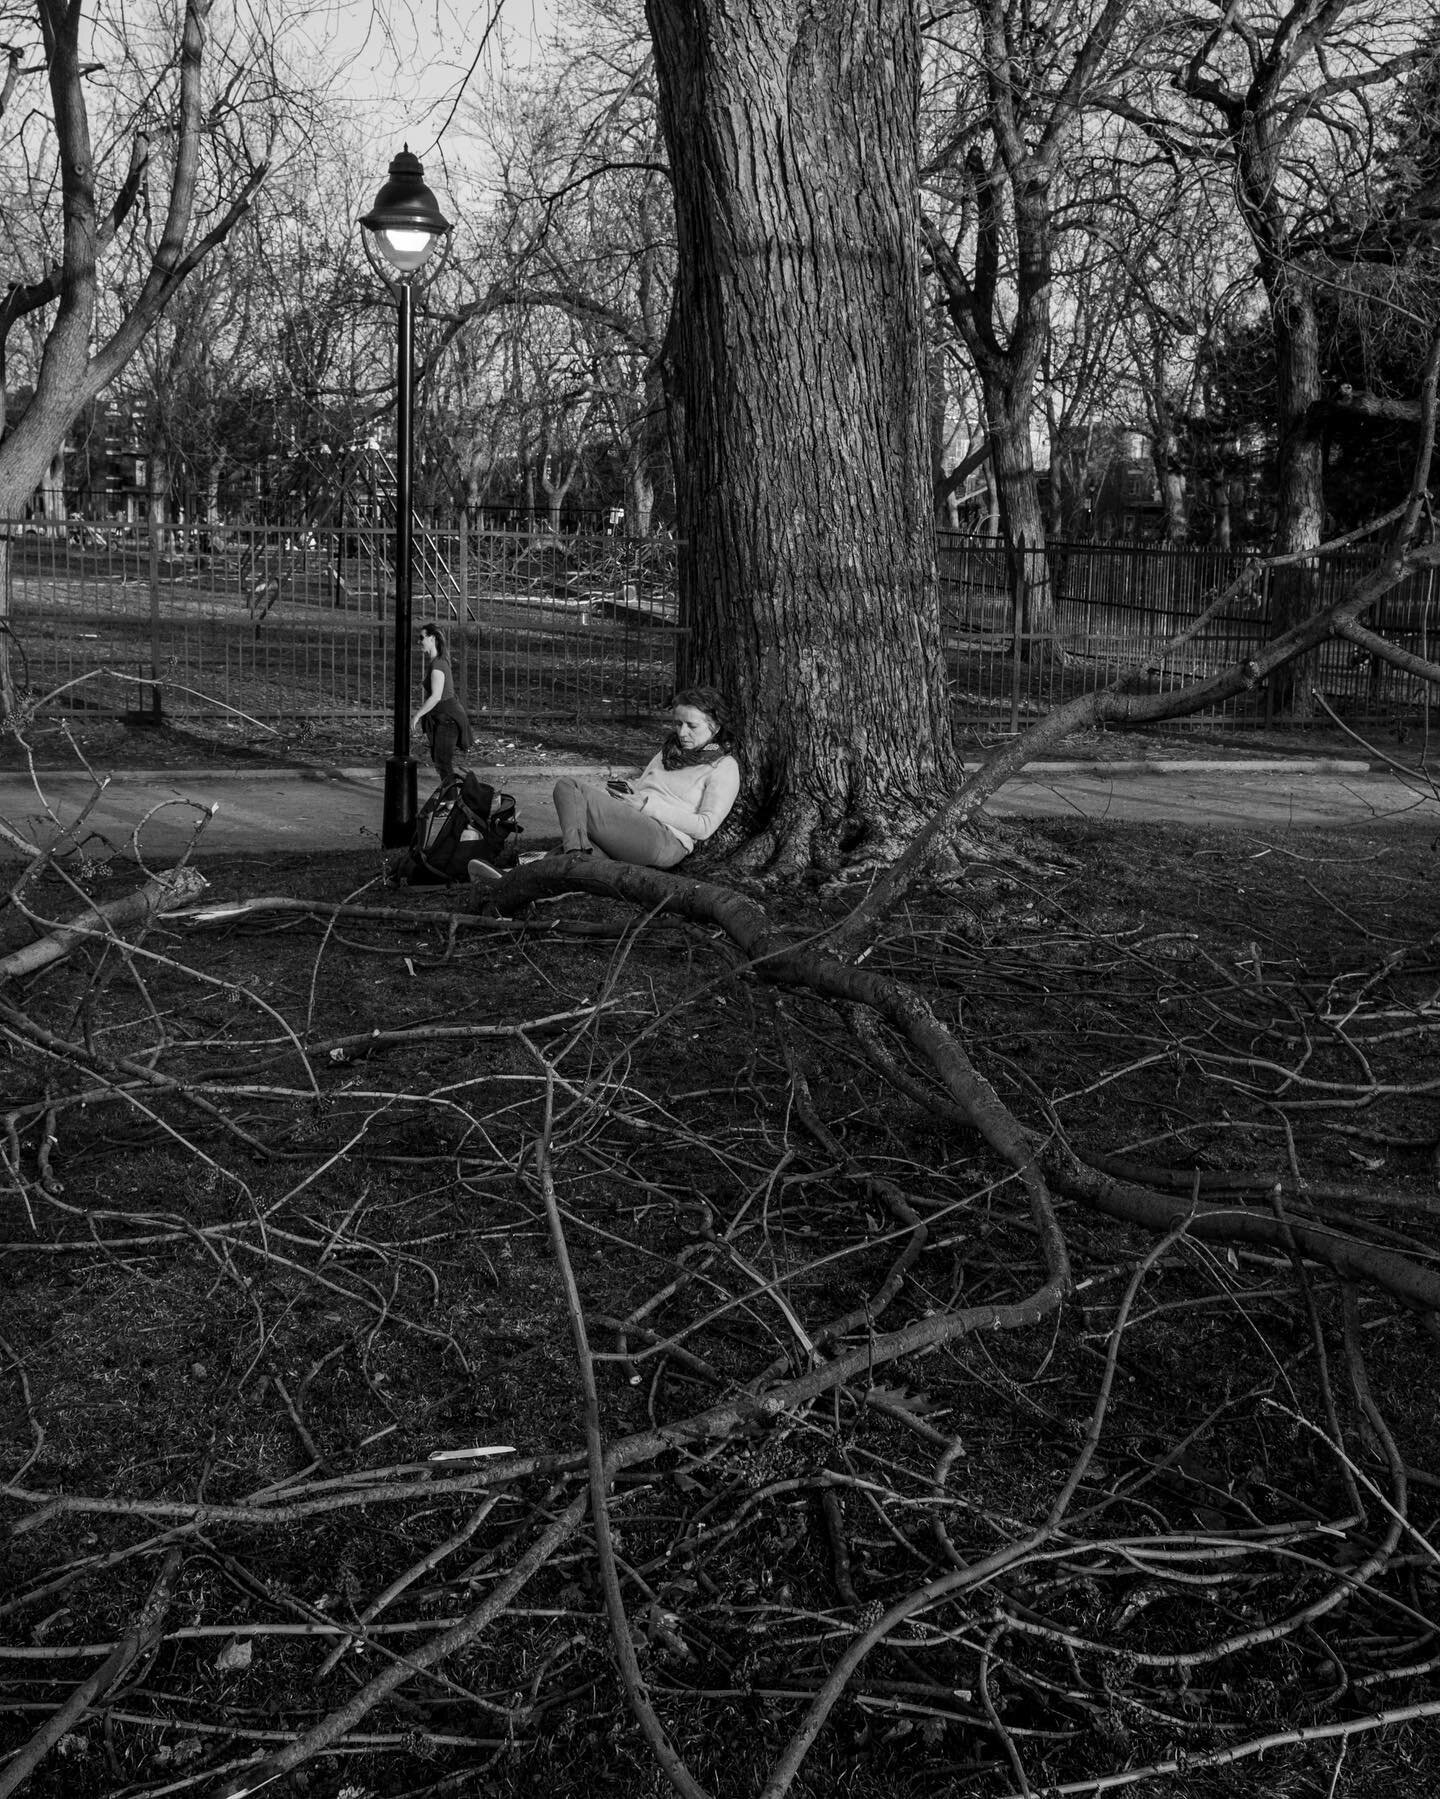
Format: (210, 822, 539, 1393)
(985, 371, 1054, 647)
(647, 0, 956, 870)
(1264, 276, 1325, 714)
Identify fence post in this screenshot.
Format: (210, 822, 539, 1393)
(1260, 560, 1274, 728)
(456, 516, 469, 694)
(1423, 565, 1435, 756)
(147, 518, 163, 719)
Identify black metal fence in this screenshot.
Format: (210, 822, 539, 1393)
(2, 517, 682, 731)
(3, 519, 1435, 735)
(938, 534, 1437, 732)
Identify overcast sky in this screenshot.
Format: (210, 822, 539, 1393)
(302, 0, 556, 164)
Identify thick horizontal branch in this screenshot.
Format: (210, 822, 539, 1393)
(1320, 388, 1424, 426)
(1, 867, 208, 982)
(1334, 616, 1440, 686)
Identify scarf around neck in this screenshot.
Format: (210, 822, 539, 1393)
(660, 734, 727, 772)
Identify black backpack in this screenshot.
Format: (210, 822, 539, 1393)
(393, 772, 523, 885)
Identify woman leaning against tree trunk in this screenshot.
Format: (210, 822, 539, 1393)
(467, 686, 740, 886)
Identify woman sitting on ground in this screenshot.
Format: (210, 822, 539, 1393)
(552, 686, 740, 869)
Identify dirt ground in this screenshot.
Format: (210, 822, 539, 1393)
(1, 707, 1433, 776)
(2, 811, 1439, 1799)
(0, 712, 657, 776)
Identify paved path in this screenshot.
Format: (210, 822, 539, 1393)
(987, 760, 1438, 833)
(1, 758, 1435, 861)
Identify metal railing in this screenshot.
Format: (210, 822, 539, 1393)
(4, 519, 1434, 734)
(937, 533, 1438, 731)
(3, 517, 682, 730)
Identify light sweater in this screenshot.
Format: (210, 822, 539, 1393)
(631, 752, 740, 852)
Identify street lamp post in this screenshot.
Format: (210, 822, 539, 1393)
(360, 146, 452, 848)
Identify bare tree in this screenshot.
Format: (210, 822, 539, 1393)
(921, 0, 1139, 649)
(455, 3, 673, 534)
(1170, 0, 1430, 714)
(0, 0, 328, 714)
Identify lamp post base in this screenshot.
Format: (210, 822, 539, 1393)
(381, 755, 419, 848)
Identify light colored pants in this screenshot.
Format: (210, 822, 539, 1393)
(552, 777, 689, 867)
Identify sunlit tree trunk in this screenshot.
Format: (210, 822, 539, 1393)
(647, 0, 956, 871)
(539, 450, 578, 536)
(1266, 282, 1325, 714)
(985, 374, 1053, 652)
(147, 451, 171, 554)
(981, 457, 1000, 536)
(1152, 427, 1188, 545)
(625, 460, 654, 538)
(1211, 477, 1232, 550)
(38, 446, 66, 518)
(205, 451, 225, 526)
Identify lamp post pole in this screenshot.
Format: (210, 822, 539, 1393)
(359, 146, 453, 851)
(385, 275, 417, 846)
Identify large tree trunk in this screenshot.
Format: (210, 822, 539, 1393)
(647, 0, 956, 872)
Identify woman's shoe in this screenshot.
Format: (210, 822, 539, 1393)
(467, 857, 503, 886)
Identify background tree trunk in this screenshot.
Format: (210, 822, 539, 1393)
(1211, 478, 1232, 550)
(986, 378, 1054, 652)
(647, 0, 955, 872)
(147, 451, 171, 554)
(1267, 284, 1325, 716)
(1173, 5, 1395, 723)
(625, 460, 654, 538)
(39, 446, 66, 518)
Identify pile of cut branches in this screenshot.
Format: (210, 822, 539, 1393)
(3, 747, 1439, 1799)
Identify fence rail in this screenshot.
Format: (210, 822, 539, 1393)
(4, 519, 1435, 734)
(2, 518, 683, 731)
(935, 534, 1436, 731)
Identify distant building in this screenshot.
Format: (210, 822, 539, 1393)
(1, 391, 150, 522)
(68, 397, 150, 521)
(1087, 430, 1169, 541)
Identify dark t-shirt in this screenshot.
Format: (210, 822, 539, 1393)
(422, 655, 471, 749)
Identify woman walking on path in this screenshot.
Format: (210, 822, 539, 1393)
(411, 625, 471, 785)
(548, 686, 740, 869)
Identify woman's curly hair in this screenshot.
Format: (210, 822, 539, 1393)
(671, 685, 733, 751)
